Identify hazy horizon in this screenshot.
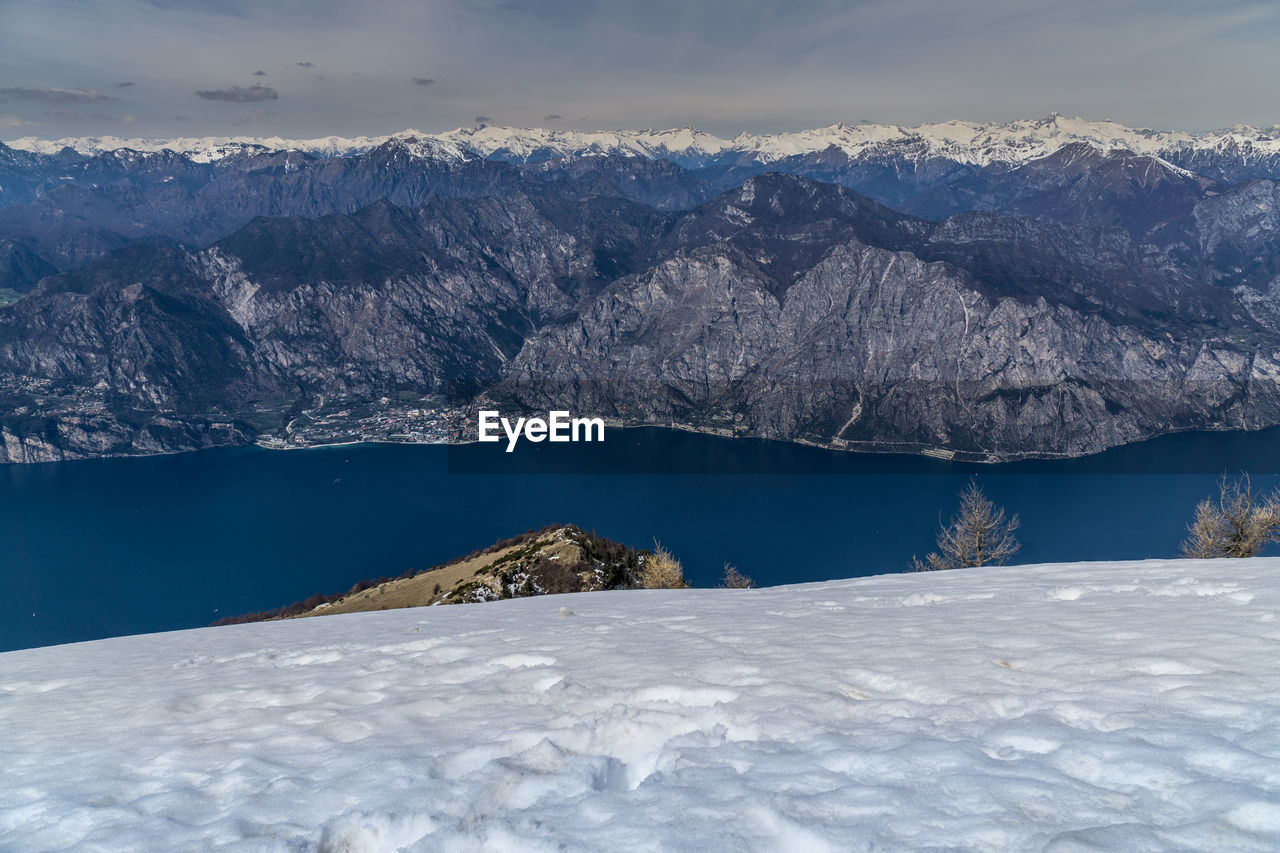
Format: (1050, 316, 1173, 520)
(7, 112, 1280, 146)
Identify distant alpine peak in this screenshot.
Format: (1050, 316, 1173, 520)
(433, 124, 735, 162)
(7, 115, 1280, 167)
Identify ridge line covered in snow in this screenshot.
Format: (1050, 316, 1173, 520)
(3, 557, 1280, 850)
(7, 114, 1280, 167)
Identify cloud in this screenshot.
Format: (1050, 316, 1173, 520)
(194, 84, 278, 102)
(116, 81, 136, 88)
(296, 61, 315, 68)
(45, 109, 77, 120)
(172, 114, 191, 121)
(412, 77, 434, 86)
(0, 87, 111, 103)
(91, 112, 136, 122)
(474, 115, 492, 124)
(252, 70, 267, 76)
(0, 114, 34, 128)
(543, 113, 563, 120)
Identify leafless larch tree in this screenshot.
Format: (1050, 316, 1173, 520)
(912, 480, 1022, 572)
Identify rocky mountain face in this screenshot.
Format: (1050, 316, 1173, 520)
(2, 121, 1280, 462)
(496, 176, 1279, 459)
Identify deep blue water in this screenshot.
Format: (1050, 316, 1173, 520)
(3, 426, 1280, 652)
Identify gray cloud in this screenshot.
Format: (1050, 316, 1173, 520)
(0, 114, 34, 128)
(543, 114, 563, 120)
(195, 84, 279, 102)
(116, 81, 136, 88)
(252, 70, 267, 76)
(296, 61, 314, 68)
(45, 109, 77, 120)
(0, 87, 111, 103)
(91, 112, 136, 122)
(412, 77, 434, 86)
(474, 116, 492, 124)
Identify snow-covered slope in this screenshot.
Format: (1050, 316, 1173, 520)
(9, 115, 1280, 167)
(3, 558, 1280, 851)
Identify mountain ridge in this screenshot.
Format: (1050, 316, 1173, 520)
(4, 173, 1278, 463)
(5, 118, 1280, 463)
(9, 114, 1280, 168)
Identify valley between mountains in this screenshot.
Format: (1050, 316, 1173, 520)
(3, 116, 1280, 462)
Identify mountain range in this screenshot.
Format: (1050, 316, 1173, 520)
(2, 116, 1280, 462)
(10, 114, 1280, 169)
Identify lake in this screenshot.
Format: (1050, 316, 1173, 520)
(3, 426, 1280, 652)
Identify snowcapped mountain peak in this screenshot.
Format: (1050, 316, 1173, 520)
(429, 124, 734, 163)
(374, 133, 471, 163)
(7, 117, 1280, 168)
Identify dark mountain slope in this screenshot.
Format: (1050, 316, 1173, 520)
(0, 142, 714, 280)
(902, 144, 1211, 239)
(1, 174, 1278, 463)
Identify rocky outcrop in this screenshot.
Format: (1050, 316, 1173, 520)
(214, 525, 649, 624)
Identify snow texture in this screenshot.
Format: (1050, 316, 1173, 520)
(2, 558, 1280, 851)
(9, 114, 1280, 167)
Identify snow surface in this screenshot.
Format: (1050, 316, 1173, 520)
(3, 558, 1280, 851)
(8, 115, 1280, 167)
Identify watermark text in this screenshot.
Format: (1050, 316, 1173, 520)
(478, 410, 605, 452)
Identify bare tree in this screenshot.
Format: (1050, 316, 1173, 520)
(640, 541, 690, 589)
(1181, 473, 1280, 559)
(717, 563, 756, 589)
(912, 480, 1021, 571)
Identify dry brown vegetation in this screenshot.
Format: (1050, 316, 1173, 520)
(1181, 473, 1280, 559)
(640, 542, 690, 589)
(717, 563, 756, 588)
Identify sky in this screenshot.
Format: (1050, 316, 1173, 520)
(1, 0, 1278, 140)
